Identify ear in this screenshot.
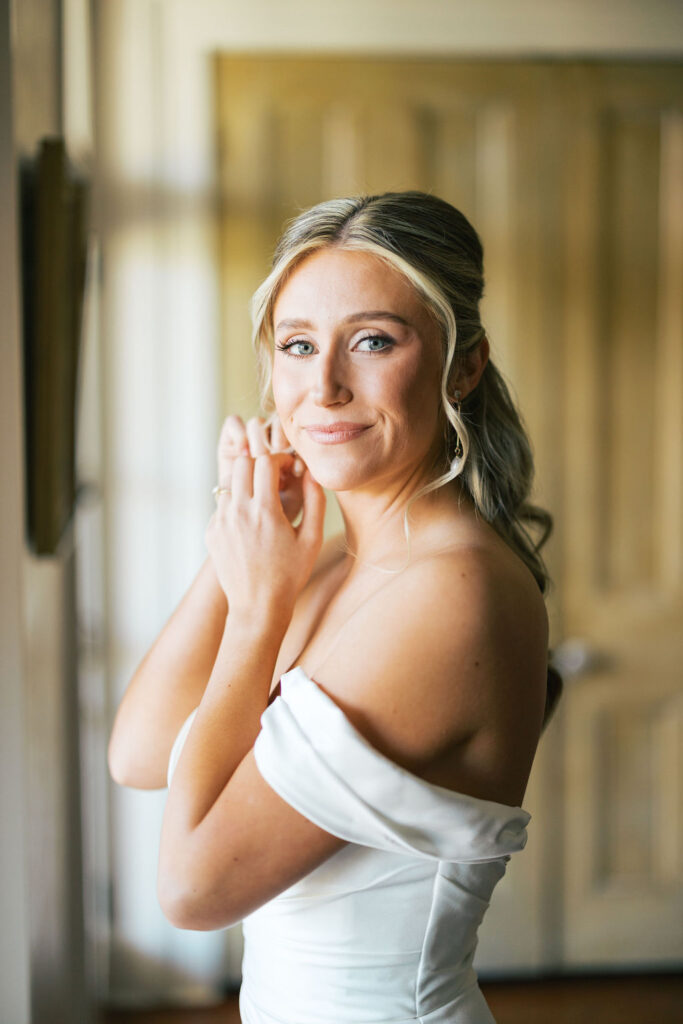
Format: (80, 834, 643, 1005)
(452, 336, 489, 399)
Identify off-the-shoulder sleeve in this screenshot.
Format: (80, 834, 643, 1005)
(167, 707, 198, 788)
(253, 667, 531, 863)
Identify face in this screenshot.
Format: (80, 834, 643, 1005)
(270, 248, 445, 494)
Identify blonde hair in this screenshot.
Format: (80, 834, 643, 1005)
(250, 192, 562, 728)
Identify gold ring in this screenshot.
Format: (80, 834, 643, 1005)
(212, 485, 231, 502)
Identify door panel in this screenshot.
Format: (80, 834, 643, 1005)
(562, 66, 683, 966)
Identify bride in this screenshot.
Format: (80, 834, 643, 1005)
(109, 191, 561, 1023)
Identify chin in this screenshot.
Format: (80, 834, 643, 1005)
(307, 467, 367, 493)
(302, 453, 375, 493)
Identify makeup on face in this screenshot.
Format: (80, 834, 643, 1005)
(270, 249, 444, 491)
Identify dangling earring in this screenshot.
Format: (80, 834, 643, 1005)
(450, 389, 464, 473)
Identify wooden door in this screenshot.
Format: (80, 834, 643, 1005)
(560, 64, 683, 967)
(214, 57, 683, 971)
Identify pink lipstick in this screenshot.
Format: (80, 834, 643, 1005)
(303, 422, 370, 444)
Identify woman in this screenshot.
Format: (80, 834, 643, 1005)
(108, 191, 561, 1023)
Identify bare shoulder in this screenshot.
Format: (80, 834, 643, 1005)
(310, 538, 549, 797)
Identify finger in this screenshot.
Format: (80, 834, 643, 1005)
(212, 485, 232, 509)
(296, 469, 326, 549)
(219, 415, 247, 452)
(231, 454, 253, 502)
(246, 416, 268, 457)
(269, 450, 296, 492)
(253, 454, 283, 510)
(218, 415, 248, 482)
(267, 414, 292, 453)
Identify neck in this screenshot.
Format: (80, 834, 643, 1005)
(334, 467, 471, 570)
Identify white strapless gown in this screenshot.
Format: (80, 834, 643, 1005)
(167, 667, 531, 1024)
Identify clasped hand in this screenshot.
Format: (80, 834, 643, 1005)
(205, 415, 326, 621)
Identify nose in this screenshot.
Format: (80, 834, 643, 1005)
(311, 348, 352, 407)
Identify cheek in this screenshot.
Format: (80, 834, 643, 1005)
(386, 356, 442, 434)
(271, 368, 301, 429)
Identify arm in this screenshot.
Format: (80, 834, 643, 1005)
(157, 603, 347, 928)
(157, 548, 548, 932)
(108, 414, 304, 790)
(107, 556, 228, 790)
(157, 452, 329, 926)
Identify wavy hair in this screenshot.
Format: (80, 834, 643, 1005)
(250, 191, 562, 729)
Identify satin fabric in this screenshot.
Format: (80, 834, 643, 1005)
(168, 667, 531, 1023)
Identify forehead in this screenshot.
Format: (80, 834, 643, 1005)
(272, 248, 430, 326)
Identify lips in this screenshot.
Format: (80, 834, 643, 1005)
(303, 422, 370, 444)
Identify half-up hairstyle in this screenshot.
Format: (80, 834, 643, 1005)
(250, 191, 562, 729)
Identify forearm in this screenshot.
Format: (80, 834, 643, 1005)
(108, 556, 228, 788)
(157, 608, 289, 894)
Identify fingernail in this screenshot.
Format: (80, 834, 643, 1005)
(293, 458, 304, 477)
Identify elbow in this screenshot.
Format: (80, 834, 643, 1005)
(107, 733, 144, 789)
(157, 853, 193, 928)
(157, 887, 233, 932)
(107, 735, 130, 787)
(159, 895, 224, 932)
(107, 710, 135, 787)
(156, 865, 242, 931)
(157, 875, 194, 930)
(107, 728, 168, 790)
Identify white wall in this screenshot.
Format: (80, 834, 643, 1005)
(160, 0, 683, 55)
(97, 0, 683, 1005)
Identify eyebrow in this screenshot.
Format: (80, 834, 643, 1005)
(274, 311, 412, 331)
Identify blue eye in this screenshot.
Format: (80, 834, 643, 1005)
(356, 335, 393, 352)
(275, 334, 394, 357)
(276, 340, 315, 357)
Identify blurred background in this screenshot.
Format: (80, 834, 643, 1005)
(2, 1, 682, 1022)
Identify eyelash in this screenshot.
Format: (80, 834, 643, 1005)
(274, 334, 394, 358)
